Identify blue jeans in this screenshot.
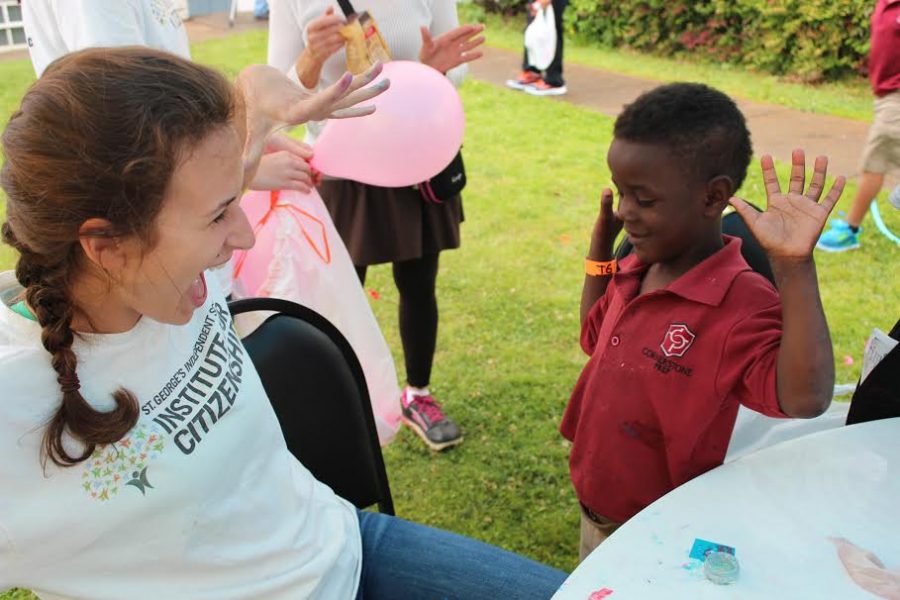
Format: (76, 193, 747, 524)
(356, 510, 567, 599)
(253, 0, 269, 18)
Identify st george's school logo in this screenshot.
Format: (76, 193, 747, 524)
(660, 323, 696, 358)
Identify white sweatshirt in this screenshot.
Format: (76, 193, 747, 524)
(0, 272, 361, 600)
(22, 0, 191, 77)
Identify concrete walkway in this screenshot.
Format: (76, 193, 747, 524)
(184, 11, 267, 43)
(3, 11, 888, 184)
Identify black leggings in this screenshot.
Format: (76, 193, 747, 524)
(355, 254, 439, 388)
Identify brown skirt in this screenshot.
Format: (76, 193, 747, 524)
(318, 179, 463, 266)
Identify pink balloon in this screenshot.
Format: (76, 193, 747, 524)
(310, 60, 465, 188)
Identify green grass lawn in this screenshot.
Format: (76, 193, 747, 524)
(2, 28, 899, 600)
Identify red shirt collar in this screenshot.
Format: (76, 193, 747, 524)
(613, 235, 753, 307)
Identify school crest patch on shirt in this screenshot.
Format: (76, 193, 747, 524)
(661, 323, 696, 358)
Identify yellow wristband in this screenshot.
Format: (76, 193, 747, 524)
(585, 258, 617, 276)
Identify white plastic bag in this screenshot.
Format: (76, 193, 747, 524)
(724, 400, 850, 463)
(232, 189, 402, 445)
(524, 3, 557, 71)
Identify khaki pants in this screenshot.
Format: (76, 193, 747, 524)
(579, 506, 622, 561)
(860, 90, 900, 173)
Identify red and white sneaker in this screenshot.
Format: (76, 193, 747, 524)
(525, 79, 568, 96)
(400, 387, 463, 451)
(505, 70, 542, 91)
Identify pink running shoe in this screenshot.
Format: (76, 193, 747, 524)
(401, 387, 463, 451)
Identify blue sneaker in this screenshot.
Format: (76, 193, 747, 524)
(817, 219, 861, 252)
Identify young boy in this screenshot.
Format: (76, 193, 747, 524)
(561, 83, 845, 560)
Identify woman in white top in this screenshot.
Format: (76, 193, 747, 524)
(268, 0, 486, 452)
(0, 48, 565, 599)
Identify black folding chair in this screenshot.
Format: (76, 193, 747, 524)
(229, 297, 395, 515)
(615, 207, 776, 285)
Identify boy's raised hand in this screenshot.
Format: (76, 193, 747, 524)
(734, 151, 838, 417)
(581, 188, 623, 327)
(730, 150, 845, 260)
(590, 188, 624, 255)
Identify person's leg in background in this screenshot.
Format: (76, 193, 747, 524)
(521, 8, 540, 75)
(846, 171, 884, 228)
(819, 91, 900, 251)
(392, 254, 462, 451)
(818, 170, 883, 253)
(356, 510, 567, 600)
(542, 0, 568, 87)
(506, 4, 542, 90)
(527, 0, 568, 96)
(253, 0, 269, 19)
(394, 255, 438, 391)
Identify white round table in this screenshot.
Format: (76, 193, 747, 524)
(553, 418, 900, 599)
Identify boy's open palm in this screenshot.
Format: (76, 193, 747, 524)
(730, 150, 845, 260)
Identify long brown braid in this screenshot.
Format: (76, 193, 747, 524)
(1, 48, 234, 467)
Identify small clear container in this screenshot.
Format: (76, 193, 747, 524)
(704, 551, 740, 585)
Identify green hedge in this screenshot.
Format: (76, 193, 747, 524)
(473, 0, 522, 15)
(478, 0, 873, 83)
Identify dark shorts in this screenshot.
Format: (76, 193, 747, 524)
(318, 179, 463, 266)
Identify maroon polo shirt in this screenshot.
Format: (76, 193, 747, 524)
(869, 0, 900, 96)
(560, 236, 788, 523)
